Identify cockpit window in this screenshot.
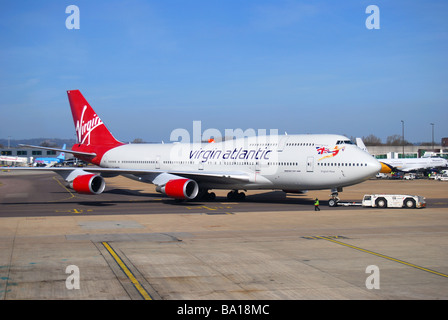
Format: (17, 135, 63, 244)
(336, 140, 354, 145)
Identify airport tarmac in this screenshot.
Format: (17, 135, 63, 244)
(0, 170, 447, 300)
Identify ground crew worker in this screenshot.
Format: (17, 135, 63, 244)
(314, 198, 320, 211)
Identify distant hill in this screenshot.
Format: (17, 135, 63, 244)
(0, 138, 77, 148)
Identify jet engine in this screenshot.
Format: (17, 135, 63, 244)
(157, 178, 199, 200)
(69, 174, 106, 195)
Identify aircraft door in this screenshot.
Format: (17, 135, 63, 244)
(255, 161, 261, 173)
(156, 156, 161, 169)
(277, 136, 289, 152)
(306, 156, 314, 172)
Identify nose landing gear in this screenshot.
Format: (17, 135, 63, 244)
(328, 187, 342, 207)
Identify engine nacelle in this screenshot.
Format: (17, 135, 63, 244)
(157, 178, 199, 200)
(69, 174, 106, 195)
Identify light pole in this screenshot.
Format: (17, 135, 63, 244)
(401, 120, 404, 158)
(430, 123, 434, 150)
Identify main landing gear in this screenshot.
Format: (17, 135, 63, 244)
(195, 189, 216, 201)
(328, 187, 342, 207)
(194, 189, 246, 201)
(227, 190, 246, 201)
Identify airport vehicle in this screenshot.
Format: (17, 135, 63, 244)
(362, 194, 426, 208)
(6, 90, 382, 203)
(33, 144, 66, 167)
(403, 173, 416, 180)
(435, 173, 448, 181)
(334, 194, 426, 208)
(355, 138, 448, 173)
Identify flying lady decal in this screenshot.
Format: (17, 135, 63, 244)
(316, 145, 345, 161)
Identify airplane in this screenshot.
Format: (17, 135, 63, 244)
(356, 138, 448, 173)
(0, 155, 27, 166)
(33, 144, 66, 167)
(6, 90, 382, 206)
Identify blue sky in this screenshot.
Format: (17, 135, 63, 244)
(1, 0, 447, 144)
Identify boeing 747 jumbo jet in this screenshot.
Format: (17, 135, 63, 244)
(7, 90, 381, 206)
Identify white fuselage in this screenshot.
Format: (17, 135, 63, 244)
(100, 134, 381, 191)
(381, 157, 448, 172)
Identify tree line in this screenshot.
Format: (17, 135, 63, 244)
(361, 134, 430, 146)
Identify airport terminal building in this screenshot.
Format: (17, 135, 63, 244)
(368, 144, 447, 159)
(0, 146, 61, 166)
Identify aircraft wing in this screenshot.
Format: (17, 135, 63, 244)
(87, 167, 251, 184)
(2, 166, 251, 185)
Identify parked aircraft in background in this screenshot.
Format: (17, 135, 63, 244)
(5, 90, 381, 205)
(0, 155, 27, 166)
(356, 138, 448, 173)
(32, 144, 66, 167)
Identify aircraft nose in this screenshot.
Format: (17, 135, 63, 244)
(368, 157, 382, 176)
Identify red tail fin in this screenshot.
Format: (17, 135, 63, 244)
(67, 90, 122, 146)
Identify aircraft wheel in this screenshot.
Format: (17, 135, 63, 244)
(404, 198, 416, 208)
(375, 197, 387, 208)
(227, 191, 245, 201)
(328, 199, 338, 207)
(237, 192, 246, 200)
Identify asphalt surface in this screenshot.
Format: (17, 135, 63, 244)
(1, 171, 447, 217)
(1, 170, 447, 301)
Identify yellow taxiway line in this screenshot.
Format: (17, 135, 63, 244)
(316, 236, 448, 279)
(102, 241, 152, 300)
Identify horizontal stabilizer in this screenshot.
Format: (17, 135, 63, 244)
(18, 144, 97, 158)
